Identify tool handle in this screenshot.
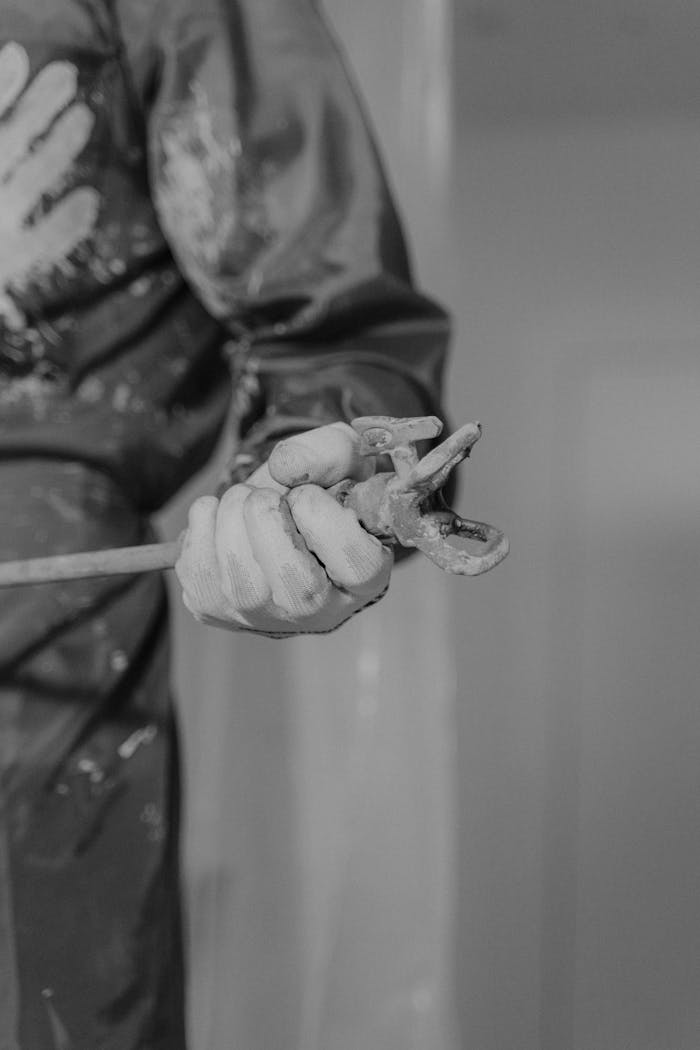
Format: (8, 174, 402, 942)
(0, 539, 182, 588)
(0, 475, 382, 588)
(0, 475, 381, 587)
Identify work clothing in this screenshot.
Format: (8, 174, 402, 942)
(0, 0, 450, 1045)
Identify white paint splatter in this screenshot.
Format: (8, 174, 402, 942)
(76, 757, 105, 783)
(155, 84, 241, 317)
(109, 649, 129, 672)
(44, 487, 85, 523)
(128, 274, 152, 296)
(0, 43, 99, 332)
(0, 372, 56, 416)
(76, 375, 104, 402)
(118, 724, 157, 760)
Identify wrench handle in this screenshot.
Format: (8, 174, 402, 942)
(0, 475, 384, 589)
(0, 539, 182, 588)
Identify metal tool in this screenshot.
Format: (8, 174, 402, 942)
(0, 415, 509, 587)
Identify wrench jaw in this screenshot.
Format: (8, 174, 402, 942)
(402, 421, 482, 498)
(349, 415, 510, 576)
(402, 511, 510, 576)
(379, 481, 510, 576)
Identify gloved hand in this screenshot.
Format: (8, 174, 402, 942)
(175, 422, 394, 636)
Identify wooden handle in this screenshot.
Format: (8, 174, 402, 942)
(0, 475, 376, 589)
(0, 539, 182, 588)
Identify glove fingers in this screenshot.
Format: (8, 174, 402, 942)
(268, 422, 374, 488)
(178, 492, 286, 633)
(215, 485, 274, 613)
(286, 485, 393, 597)
(175, 497, 233, 621)
(245, 460, 288, 493)
(243, 488, 335, 620)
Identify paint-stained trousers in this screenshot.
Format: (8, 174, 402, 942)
(0, 461, 187, 1050)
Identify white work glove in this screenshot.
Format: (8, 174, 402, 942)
(175, 422, 394, 636)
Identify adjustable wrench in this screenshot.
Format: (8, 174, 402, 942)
(0, 416, 509, 587)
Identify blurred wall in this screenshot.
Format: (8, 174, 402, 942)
(446, 7, 700, 1047)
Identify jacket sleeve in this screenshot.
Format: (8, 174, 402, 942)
(129, 0, 451, 476)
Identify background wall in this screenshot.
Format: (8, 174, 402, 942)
(448, 5, 700, 1049)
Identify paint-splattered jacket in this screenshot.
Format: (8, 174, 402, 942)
(0, 1, 450, 1047)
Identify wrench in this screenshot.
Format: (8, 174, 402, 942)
(0, 416, 509, 587)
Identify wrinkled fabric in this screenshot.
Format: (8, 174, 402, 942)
(0, 0, 450, 1046)
(0, 464, 185, 1050)
(0, 0, 449, 505)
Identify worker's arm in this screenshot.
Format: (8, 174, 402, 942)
(117, 0, 451, 633)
